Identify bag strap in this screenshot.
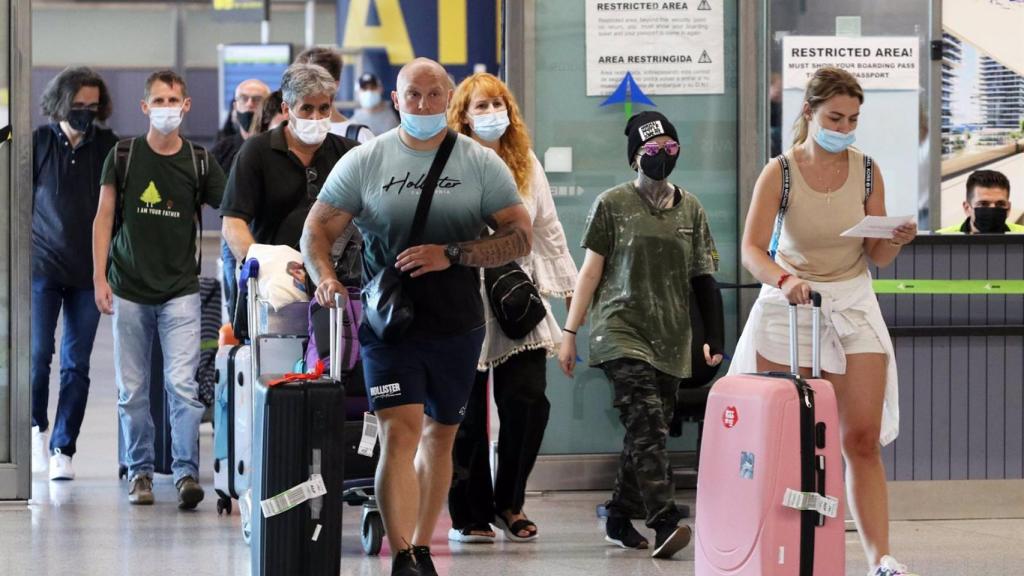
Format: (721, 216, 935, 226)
(185, 139, 209, 272)
(768, 154, 791, 259)
(407, 129, 458, 248)
(345, 123, 367, 141)
(113, 137, 136, 239)
(863, 154, 873, 203)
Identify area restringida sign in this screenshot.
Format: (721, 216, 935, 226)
(585, 0, 724, 96)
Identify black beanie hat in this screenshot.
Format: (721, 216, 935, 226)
(625, 111, 678, 166)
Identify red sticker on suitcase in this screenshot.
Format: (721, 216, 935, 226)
(722, 406, 739, 429)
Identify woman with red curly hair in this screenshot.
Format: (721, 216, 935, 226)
(445, 73, 577, 543)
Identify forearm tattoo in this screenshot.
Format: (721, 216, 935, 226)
(301, 204, 345, 286)
(458, 224, 530, 268)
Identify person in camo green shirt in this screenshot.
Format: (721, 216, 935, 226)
(91, 70, 226, 509)
(559, 111, 724, 560)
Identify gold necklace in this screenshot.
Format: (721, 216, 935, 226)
(802, 149, 843, 205)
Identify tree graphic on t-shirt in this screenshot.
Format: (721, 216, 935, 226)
(140, 181, 162, 208)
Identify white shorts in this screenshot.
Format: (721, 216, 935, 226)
(755, 301, 885, 368)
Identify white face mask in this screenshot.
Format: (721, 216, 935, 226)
(289, 113, 331, 146)
(149, 106, 183, 135)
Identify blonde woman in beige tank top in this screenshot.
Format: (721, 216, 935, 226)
(740, 67, 919, 576)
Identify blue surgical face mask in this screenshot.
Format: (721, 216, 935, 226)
(814, 124, 856, 153)
(400, 111, 448, 141)
(471, 110, 510, 142)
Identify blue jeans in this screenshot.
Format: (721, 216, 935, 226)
(114, 293, 203, 482)
(222, 240, 238, 322)
(31, 275, 102, 457)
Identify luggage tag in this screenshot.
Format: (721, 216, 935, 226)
(260, 474, 328, 518)
(782, 488, 838, 518)
(359, 412, 379, 457)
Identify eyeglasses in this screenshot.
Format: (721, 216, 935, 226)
(306, 167, 320, 199)
(642, 141, 680, 157)
(70, 103, 100, 112)
(237, 94, 265, 105)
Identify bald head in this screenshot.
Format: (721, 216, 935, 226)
(235, 79, 271, 113)
(392, 57, 452, 118)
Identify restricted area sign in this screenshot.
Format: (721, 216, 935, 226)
(782, 36, 918, 90)
(585, 0, 724, 96)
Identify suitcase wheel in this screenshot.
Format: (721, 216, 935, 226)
(239, 492, 252, 545)
(361, 511, 384, 556)
(217, 496, 232, 516)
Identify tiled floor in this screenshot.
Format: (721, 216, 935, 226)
(3, 248, 1024, 575)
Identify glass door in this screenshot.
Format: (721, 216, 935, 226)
(1, 0, 33, 501)
(512, 0, 751, 488)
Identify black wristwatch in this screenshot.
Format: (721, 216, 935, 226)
(444, 243, 463, 265)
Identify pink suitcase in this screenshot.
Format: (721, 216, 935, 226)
(695, 292, 845, 576)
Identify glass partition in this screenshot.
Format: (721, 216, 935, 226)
(527, 0, 741, 457)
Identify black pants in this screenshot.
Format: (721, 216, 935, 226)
(448, 348, 550, 528)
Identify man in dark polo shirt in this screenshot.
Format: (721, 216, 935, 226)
(220, 63, 358, 273)
(31, 66, 118, 481)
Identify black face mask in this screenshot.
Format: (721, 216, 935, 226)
(236, 111, 256, 132)
(639, 150, 678, 181)
(973, 206, 1008, 233)
(67, 109, 96, 133)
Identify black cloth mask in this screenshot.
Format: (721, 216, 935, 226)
(67, 109, 96, 133)
(973, 206, 1008, 233)
(236, 111, 255, 132)
(639, 150, 678, 181)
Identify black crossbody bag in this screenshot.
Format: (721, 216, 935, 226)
(482, 228, 547, 339)
(363, 129, 458, 343)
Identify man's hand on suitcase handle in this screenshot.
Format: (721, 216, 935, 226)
(315, 278, 347, 308)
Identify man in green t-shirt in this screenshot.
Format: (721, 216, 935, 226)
(92, 70, 225, 509)
(559, 112, 724, 559)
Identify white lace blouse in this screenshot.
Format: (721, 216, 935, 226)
(477, 151, 579, 370)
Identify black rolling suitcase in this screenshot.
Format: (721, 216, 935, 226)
(250, 296, 346, 576)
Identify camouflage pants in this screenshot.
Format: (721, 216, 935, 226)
(601, 358, 682, 529)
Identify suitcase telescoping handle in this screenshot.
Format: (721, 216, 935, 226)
(329, 293, 345, 382)
(787, 291, 822, 379)
(247, 277, 260, 381)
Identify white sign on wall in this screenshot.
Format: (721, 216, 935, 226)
(782, 36, 918, 90)
(585, 0, 724, 96)
(781, 36, 922, 219)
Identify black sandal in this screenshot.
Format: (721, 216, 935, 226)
(448, 523, 495, 543)
(495, 513, 538, 542)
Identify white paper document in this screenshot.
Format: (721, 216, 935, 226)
(840, 215, 914, 239)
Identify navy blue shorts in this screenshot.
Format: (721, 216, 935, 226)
(358, 322, 485, 425)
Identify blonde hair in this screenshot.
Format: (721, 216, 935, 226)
(792, 66, 864, 145)
(448, 73, 533, 197)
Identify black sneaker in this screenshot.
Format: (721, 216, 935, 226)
(652, 522, 692, 559)
(605, 515, 649, 549)
(391, 548, 421, 576)
(175, 475, 205, 510)
(412, 545, 437, 576)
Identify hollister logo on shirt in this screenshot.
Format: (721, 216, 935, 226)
(638, 120, 665, 141)
(381, 172, 462, 195)
(136, 181, 182, 218)
(370, 382, 402, 399)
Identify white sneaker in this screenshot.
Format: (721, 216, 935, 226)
(49, 450, 74, 481)
(870, 555, 920, 576)
(31, 426, 49, 473)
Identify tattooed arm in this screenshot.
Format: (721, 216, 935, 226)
(459, 204, 533, 267)
(301, 200, 354, 307)
(396, 204, 533, 277)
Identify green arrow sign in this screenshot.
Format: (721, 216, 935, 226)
(873, 279, 1024, 294)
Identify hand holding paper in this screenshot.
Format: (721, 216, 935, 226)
(840, 215, 915, 239)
